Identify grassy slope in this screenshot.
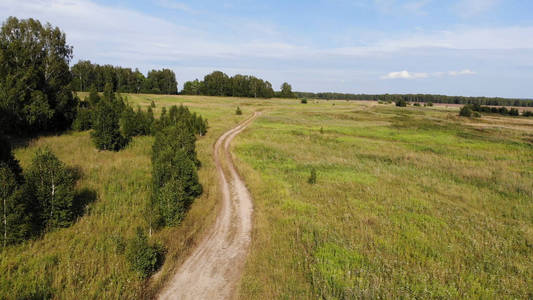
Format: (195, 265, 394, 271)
(1, 95, 532, 299)
(0, 95, 252, 299)
(234, 101, 533, 298)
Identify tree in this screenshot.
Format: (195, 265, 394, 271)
(91, 86, 129, 151)
(236, 106, 242, 115)
(126, 227, 164, 278)
(280, 82, 294, 98)
(459, 105, 473, 117)
(0, 17, 77, 135)
(25, 148, 78, 230)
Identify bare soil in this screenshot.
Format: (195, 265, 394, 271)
(158, 112, 260, 300)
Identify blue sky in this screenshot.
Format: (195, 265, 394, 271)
(1, 0, 533, 97)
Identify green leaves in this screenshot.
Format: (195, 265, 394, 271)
(0, 17, 76, 135)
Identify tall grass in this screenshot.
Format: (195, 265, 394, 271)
(234, 101, 533, 298)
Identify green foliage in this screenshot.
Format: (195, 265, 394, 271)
(25, 148, 79, 230)
(91, 90, 129, 151)
(424, 102, 434, 107)
(72, 107, 93, 131)
(308, 168, 317, 184)
(413, 102, 421, 106)
(523, 110, 533, 117)
(509, 108, 519, 116)
(236, 106, 243, 115)
(125, 227, 164, 278)
(280, 82, 295, 98)
(472, 111, 482, 118)
(294, 92, 533, 107)
(0, 163, 32, 247)
(182, 71, 276, 98)
(150, 100, 156, 108)
(459, 105, 473, 117)
(301, 98, 308, 104)
(0, 17, 78, 135)
(149, 105, 206, 229)
(71, 61, 178, 94)
(396, 99, 407, 107)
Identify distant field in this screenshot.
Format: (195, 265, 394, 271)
(2, 95, 532, 299)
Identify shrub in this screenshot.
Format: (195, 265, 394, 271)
(473, 111, 482, 118)
(459, 105, 473, 117)
(236, 106, 242, 115)
(509, 108, 519, 116)
(150, 100, 156, 108)
(125, 228, 164, 278)
(424, 102, 434, 107)
(308, 168, 317, 184)
(523, 111, 533, 117)
(301, 98, 308, 104)
(413, 103, 421, 106)
(395, 99, 407, 107)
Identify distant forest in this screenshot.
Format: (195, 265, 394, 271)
(182, 71, 294, 99)
(295, 92, 533, 107)
(71, 60, 178, 94)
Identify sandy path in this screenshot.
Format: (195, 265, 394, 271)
(158, 112, 260, 300)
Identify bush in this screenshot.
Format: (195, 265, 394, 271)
(301, 98, 308, 104)
(424, 102, 434, 107)
(413, 103, 421, 106)
(25, 148, 79, 230)
(523, 111, 533, 117)
(125, 228, 164, 278)
(473, 111, 482, 118)
(236, 106, 242, 115)
(308, 168, 317, 184)
(395, 99, 407, 107)
(509, 108, 519, 116)
(150, 100, 156, 108)
(459, 105, 473, 117)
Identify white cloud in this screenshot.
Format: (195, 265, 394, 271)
(155, 0, 194, 13)
(454, 0, 500, 17)
(448, 69, 476, 76)
(382, 69, 476, 79)
(381, 70, 429, 79)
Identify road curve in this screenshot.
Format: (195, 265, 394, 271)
(158, 112, 260, 300)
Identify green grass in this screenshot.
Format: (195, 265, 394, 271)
(2, 95, 532, 299)
(234, 102, 533, 299)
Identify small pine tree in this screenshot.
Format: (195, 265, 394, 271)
(236, 106, 242, 115)
(301, 98, 308, 104)
(308, 168, 317, 184)
(150, 100, 156, 108)
(91, 92, 128, 151)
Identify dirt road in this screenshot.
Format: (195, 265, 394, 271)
(158, 112, 260, 300)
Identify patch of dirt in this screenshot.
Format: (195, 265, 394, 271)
(158, 112, 260, 300)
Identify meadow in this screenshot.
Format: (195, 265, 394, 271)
(234, 100, 533, 298)
(1, 95, 532, 299)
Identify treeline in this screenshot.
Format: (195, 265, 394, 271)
(182, 71, 295, 98)
(294, 92, 533, 107)
(1, 137, 87, 246)
(71, 60, 178, 94)
(148, 105, 206, 231)
(460, 104, 532, 118)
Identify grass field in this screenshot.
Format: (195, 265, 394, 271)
(1, 95, 532, 299)
(234, 101, 533, 298)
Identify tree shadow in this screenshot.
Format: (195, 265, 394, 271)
(73, 187, 97, 219)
